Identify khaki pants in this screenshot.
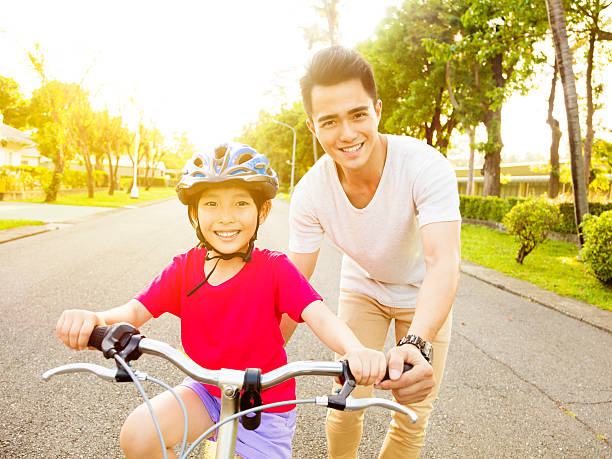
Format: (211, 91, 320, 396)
(326, 290, 452, 459)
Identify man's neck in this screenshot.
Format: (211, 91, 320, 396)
(336, 134, 387, 208)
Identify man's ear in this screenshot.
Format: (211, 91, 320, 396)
(306, 118, 316, 136)
(259, 200, 272, 224)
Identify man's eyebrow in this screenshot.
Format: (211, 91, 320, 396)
(316, 105, 370, 123)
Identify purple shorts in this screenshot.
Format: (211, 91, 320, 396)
(181, 377, 296, 459)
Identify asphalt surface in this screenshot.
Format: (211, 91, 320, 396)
(1, 198, 610, 458)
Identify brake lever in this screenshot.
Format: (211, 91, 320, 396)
(42, 363, 147, 382)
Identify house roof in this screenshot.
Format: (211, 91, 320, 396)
(0, 123, 36, 147)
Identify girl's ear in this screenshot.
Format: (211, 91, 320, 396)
(259, 200, 272, 224)
(188, 204, 198, 228)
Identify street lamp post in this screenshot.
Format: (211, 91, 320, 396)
(130, 129, 140, 199)
(271, 120, 296, 196)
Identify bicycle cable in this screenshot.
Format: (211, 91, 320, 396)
(182, 399, 315, 459)
(113, 354, 169, 459)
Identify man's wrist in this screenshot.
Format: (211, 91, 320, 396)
(397, 334, 433, 364)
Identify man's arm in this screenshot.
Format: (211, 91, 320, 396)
(376, 220, 461, 403)
(280, 250, 320, 343)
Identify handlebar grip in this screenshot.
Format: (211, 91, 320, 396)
(382, 363, 413, 382)
(88, 326, 109, 351)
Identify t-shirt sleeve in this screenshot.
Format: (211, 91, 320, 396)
(275, 254, 323, 323)
(413, 154, 462, 227)
(289, 182, 324, 253)
(135, 255, 183, 318)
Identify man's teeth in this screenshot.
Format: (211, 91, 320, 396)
(216, 231, 239, 237)
(342, 144, 362, 152)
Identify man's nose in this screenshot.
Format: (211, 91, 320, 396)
(339, 120, 357, 141)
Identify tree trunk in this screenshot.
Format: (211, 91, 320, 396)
(482, 107, 502, 197)
(83, 155, 94, 199)
(46, 148, 64, 202)
(467, 128, 476, 196)
(106, 150, 115, 195)
(584, 29, 596, 185)
(481, 53, 505, 197)
(545, 0, 589, 245)
(547, 59, 561, 198)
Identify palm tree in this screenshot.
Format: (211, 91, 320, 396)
(544, 0, 589, 245)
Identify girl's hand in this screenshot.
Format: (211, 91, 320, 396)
(341, 347, 388, 386)
(56, 309, 106, 351)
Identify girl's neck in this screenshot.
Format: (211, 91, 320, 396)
(203, 251, 247, 286)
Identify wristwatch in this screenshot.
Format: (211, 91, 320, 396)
(397, 334, 433, 364)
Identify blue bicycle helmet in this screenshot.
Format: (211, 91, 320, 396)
(176, 142, 279, 205)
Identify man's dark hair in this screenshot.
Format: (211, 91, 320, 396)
(300, 45, 377, 118)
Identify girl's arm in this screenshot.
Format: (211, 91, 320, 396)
(56, 299, 152, 351)
(301, 300, 387, 386)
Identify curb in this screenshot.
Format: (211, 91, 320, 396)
(461, 260, 611, 334)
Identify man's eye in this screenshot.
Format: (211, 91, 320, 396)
(354, 112, 367, 119)
(321, 120, 335, 128)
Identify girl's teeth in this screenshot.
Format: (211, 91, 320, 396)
(216, 231, 239, 237)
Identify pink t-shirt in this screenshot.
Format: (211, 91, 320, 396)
(136, 247, 322, 412)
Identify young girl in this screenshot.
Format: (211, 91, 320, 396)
(55, 142, 387, 459)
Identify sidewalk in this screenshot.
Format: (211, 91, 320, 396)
(2, 201, 610, 334)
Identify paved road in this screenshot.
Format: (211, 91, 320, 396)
(1, 199, 610, 458)
(0, 201, 113, 222)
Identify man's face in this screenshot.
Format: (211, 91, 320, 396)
(307, 78, 382, 172)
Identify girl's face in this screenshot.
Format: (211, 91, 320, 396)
(196, 186, 260, 255)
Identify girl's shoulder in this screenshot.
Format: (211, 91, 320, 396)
(252, 247, 289, 265)
(171, 246, 206, 268)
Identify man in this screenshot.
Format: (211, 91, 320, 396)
(280, 45, 461, 458)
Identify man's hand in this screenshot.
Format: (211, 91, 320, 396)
(375, 344, 435, 404)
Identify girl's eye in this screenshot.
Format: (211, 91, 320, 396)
(203, 201, 217, 207)
(236, 201, 250, 206)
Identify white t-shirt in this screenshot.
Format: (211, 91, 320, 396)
(289, 134, 461, 307)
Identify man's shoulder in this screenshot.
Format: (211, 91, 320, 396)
(386, 134, 446, 161)
(293, 155, 335, 196)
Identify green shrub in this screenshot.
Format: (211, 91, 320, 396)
(503, 198, 561, 264)
(459, 195, 509, 222)
(580, 210, 612, 286)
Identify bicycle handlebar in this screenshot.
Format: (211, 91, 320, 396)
(45, 324, 417, 420)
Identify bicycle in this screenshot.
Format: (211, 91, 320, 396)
(43, 323, 416, 459)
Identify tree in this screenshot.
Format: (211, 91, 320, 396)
(28, 81, 80, 201)
(98, 110, 128, 195)
(359, 0, 460, 156)
(238, 102, 314, 187)
(0, 76, 28, 129)
(452, 0, 549, 196)
(546, 59, 562, 198)
(545, 0, 589, 244)
(567, 0, 612, 185)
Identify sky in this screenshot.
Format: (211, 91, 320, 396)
(1, 0, 611, 164)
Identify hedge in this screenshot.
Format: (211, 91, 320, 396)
(459, 195, 612, 234)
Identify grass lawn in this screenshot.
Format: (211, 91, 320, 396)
(23, 187, 176, 207)
(461, 223, 612, 311)
(0, 219, 45, 231)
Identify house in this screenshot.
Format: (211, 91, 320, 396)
(455, 161, 573, 197)
(0, 114, 41, 167)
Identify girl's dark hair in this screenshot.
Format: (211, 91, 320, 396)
(300, 45, 377, 118)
